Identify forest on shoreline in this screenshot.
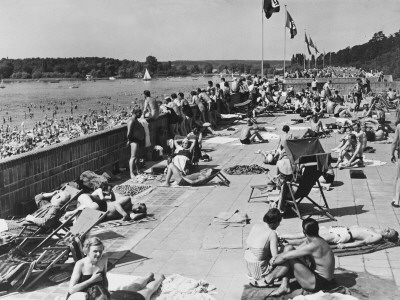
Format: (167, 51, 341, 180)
(1, 30, 399, 80)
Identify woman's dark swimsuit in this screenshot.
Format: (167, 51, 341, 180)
(66, 273, 107, 299)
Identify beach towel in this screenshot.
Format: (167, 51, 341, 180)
(202, 224, 244, 249)
(204, 137, 238, 144)
(157, 274, 217, 300)
(138, 118, 151, 147)
(292, 291, 358, 300)
(260, 132, 280, 140)
(92, 216, 156, 230)
(332, 239, 400, 257)
(363, 158, 387, 167)
(212, 210, 249, 226)
(224, 165, 268, 175)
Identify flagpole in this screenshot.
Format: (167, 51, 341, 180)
(283, 5, 287, 78)
(323, 51, 325, 69)
(261, 0, 264, 77)
(304, 29, 306, 71)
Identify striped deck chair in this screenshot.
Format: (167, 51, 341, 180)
(0, 186, 82, 253)
(15, 208, 107, 291)
(185, 168, 230, 187)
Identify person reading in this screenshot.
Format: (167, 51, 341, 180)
(262, 218, 335, 296)
(280, 226, 398, 249)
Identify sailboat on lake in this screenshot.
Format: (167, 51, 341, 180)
(0, 79, 5, 89)
(143, 69, 151, 81)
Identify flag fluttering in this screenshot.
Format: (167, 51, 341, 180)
(309, 37, 315, 49)
(305, 33, 312, 55)
(285, 10, 297, 39)
(263, 0, 280, 19)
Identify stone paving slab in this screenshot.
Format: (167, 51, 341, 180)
(4, 110, 400, 299)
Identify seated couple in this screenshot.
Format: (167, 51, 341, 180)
(0, 189, 72, 241)
(281, 225, 399, 249)
(245, 210, 335, 296)
(65, 184, 147, 222)
(68, 237, 164, 300)
(333, 133, 364, 169)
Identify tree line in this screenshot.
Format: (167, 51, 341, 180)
(0, 55, 275, 79)
(290, 30, 400, 79)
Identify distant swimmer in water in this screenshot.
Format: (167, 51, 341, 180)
(141, 90, 159, 120)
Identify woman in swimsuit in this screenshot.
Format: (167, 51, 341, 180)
(280, 226, 398, 249)
(68, 237, 108, 299)
(244, 208, 282, 285)
(69, 238, 165, 300)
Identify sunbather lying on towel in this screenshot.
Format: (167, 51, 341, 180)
(68, 237, 164, 300)
(64, 185, 145, 221)
(161, 164, 214, 187)
(0, 189, 71, 240)
(245, 209, 282, 283)
(280, 225, 399, 249)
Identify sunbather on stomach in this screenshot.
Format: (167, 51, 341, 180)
(280, 226, 398, 249)
(244, 209, 282, 282)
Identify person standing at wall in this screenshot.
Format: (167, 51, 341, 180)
(391, 121, 400, 207)
(127, 109, 145, 179)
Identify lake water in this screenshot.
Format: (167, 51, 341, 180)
(0, 76, 220, 129)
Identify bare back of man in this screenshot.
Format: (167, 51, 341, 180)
(144, 97, 159, 120)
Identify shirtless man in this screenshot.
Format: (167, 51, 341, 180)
(141, 90, 159, 120)
(127, 109, 145, 179)
(264, 218, 335, 296)
(240, 120, 267, 144)
(281, 225, 398, 249)
(302, 114, 324, 138)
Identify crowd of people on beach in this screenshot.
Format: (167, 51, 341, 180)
(285, 66, 384, 80)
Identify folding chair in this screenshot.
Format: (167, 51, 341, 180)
(281, 138, 336, 220)
(233, 100, 257, 124)
(284, 162, 336, 220)
(18, 208, 107, 291)
(0, 186, 82, 252)
(189, 169, 230, 187)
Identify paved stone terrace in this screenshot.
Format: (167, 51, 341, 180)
(3, 111, 400, 300)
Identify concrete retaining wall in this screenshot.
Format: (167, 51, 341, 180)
(0, 115, 170, 217)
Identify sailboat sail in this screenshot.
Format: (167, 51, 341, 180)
(143, 69, 151, 81)
(0, 80, 5, 89)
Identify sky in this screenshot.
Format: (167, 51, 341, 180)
(0, 0, 400, 62)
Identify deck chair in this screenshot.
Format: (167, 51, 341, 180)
(0, 186, 82, 252)
(281, 138, 336, 220)
(184, 169, 230, 187)
(233, 100, 257, 124)
(15, 208, 106, 291)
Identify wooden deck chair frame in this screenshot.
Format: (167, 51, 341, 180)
(284, 163, 336, 221)
(2, 186, 82, 251)
(233, 99, 257, 124)
(190, 169, 230, 187)
(20, 208, 107, 291)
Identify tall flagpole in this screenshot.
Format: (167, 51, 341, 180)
(304, 29, 306, 71)
(261, 1, 264, 77)
(283, 5, 287, 77)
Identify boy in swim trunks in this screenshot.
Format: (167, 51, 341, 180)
(240, 120, 268, 144)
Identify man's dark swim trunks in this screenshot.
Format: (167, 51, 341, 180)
(240, 137, 251, 144)
(313, 272, 333, 292)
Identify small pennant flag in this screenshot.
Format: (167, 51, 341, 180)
(286, 11, 297, 39)
(263, 0, 280, 19)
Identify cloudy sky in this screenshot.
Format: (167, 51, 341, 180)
(1, 0, 399, 61)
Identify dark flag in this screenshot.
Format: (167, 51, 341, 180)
(263, 0, 280, 19)
(305, 33, 312, 55)
(286, 11, 297, 39)
(309, 37, 315, 49)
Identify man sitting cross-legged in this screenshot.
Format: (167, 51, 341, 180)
(263, 218, 335, 296)
(240, 120, 268, 144)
